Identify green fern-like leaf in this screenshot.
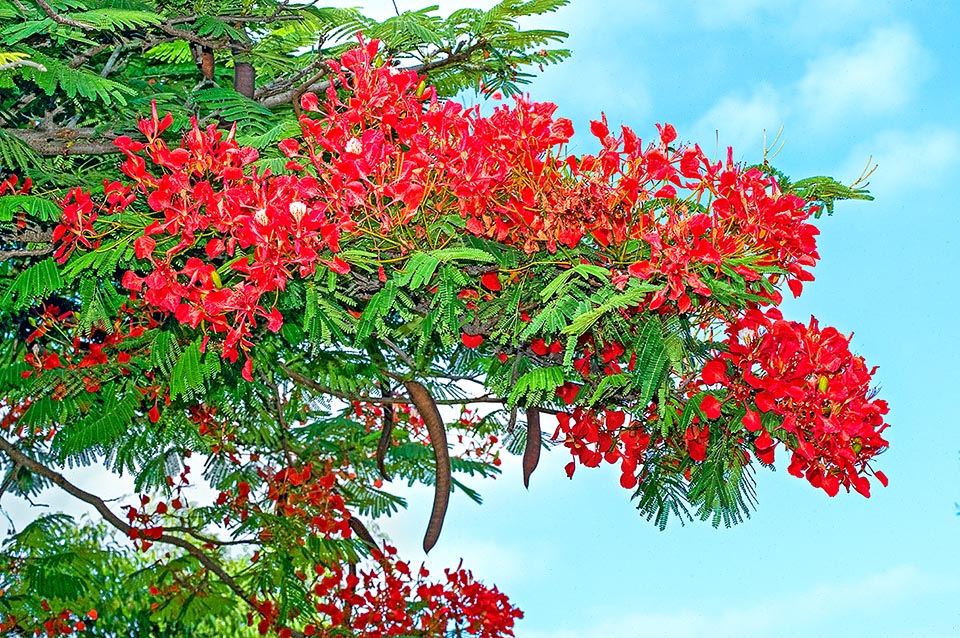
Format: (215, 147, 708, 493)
(0, 257, 63, 311)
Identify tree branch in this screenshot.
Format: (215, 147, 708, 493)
(0, 59, 47, 72)
(31, 0, 94, 29)
(157, 23, 245, 51)
(258, 40, 488, 109)
(1, 127, 120, 156)
(279, 364, 505, 406)
(0, 247, 53, 261)
(0, 436, 261, 617)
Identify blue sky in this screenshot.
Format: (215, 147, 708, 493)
(369, 1, 960, 637)
(4, 1, 958, 637)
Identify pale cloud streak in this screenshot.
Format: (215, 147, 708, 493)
(798, 25, 931, 127)
(688, 85, 786, 158)
(690, 24, 932, 153)
(522, 564, 935, 638)
(837, 126, 960, 200)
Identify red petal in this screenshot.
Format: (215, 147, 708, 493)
(742, 409, 762, 432)
(699, 395, 722, 420)
(874, 470, 889, 487)
(657, 123, 677, 144)
(300, 92, 319, 112)
(266, 308, 284, 332)
(701, 360, 728, 385)
(788, 279, 803, 297)
(530, 339, 548, 356)
(480, 271, 502, 291)
(134, 235, 155, 259)
(461, 333, 483, 348)
(589, 118, 609, 140)
(755, 391, 776, 413)
(852, 475, 871, 497)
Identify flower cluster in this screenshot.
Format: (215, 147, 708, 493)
(553, 408, 651, 489)
(47, 38, 827, 373)
(704, 308, 889, 496)
(287, 545, 521, 638)
(0, 605, 97, 637)
(35, 35, 891, 638)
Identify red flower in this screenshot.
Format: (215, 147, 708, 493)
(699, 395, 722, 420)
(481, 271, 502, 291)
(742, 409, 762, 433)
(461, 333, 483, 348)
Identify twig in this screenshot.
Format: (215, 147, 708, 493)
(157, 23, 239, 51)
(379, 336, 416, 370)
(0, 247, 54, 261)
(280, 364, 505, 406)
(163, 526, 258, 547)
(258, 40, 487, 109)
(31, 0, 94, 29)
(99, 44, 124, 78)
(0, 59, 47, 72)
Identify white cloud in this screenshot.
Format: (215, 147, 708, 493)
(688, 84, 786, 158)
(690, 24, 933, 153)
(798, 25, 931, 127)
(837, 126, 960, 200)
(523, 565, 932, 638)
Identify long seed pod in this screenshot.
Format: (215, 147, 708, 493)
(200, 47, 215, 80)
(523, 407, 541, 489)
(233, 61, 255, 98)
(404, 380, 450, 553)
(376, 388, 395, 481)
(348, 516, 379, 552)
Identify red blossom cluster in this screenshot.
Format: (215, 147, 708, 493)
(0, 599, 97, 637)
(274, 546, 520, 638)
(703, 308, 890, 496)
(553, 408, 651, 489)
(216, 462, 520, 637)
(51, 38, 822, 373)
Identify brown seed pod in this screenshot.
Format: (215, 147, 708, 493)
(348, 516, 379, 552)
(404, 380, 450, 554)
(523, 407, 541, 489)
(233, 61, 255, 98)
(200, 47, 215, 80)
(376, 390, 395, 481)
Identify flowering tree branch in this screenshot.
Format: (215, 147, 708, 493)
(258, 40, 489, 109)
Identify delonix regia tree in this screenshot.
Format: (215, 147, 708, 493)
(0, 1, 890, 637)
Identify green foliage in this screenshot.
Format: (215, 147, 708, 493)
(0, 519, 257, 637)
(0, 257, 62, 310)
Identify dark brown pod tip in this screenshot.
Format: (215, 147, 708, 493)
(376, 398, 395, 481)
(200, 47, 215, 80)
(404, 380, 450, 554)
(348, 516, 379, 552)
(523, 407, 541, 489)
